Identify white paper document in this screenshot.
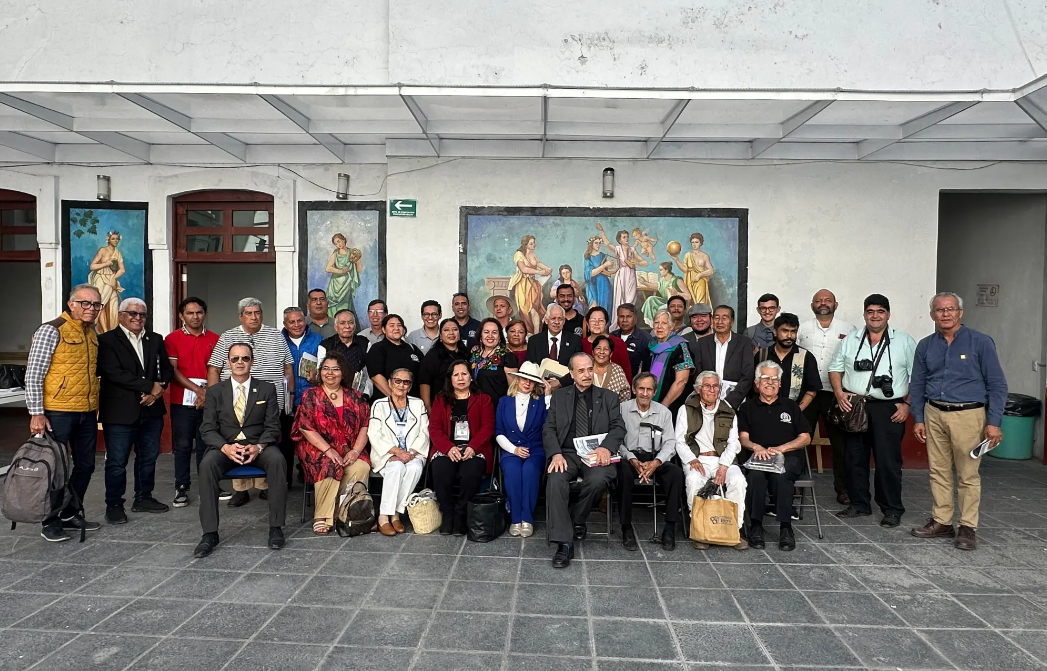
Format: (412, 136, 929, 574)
(181, 378, 207, 406)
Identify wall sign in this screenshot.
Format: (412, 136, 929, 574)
(389, 199, 417, 217)
(976, 284, 999, 307)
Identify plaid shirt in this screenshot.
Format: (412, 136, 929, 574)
(25, 324, 61, 415)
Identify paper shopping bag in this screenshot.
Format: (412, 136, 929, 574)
(689, 495, 740, 546)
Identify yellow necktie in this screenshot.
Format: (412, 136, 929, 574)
(234, 384, 246, 426)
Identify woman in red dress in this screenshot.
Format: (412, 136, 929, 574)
(292, 352, 371, 535)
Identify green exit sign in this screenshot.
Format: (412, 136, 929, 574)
(389, 199, 417, 217)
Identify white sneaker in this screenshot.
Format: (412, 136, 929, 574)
(219, 490, 233, 501)
(519, 522, 534, 538)
(508, 523, 521, 537)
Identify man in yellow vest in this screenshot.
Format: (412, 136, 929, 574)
(25, 284, 105, 542)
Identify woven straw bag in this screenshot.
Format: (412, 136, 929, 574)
(406, 488, 442, 534)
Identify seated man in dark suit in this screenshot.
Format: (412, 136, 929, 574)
(194, 343, 285, 558)
(525, 304, 582, 390)
(543, 352, 626, 568)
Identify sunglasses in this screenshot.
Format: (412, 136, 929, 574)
(122, 311, 147, 319)
(390, 378, 412, 386)
(229, 355, 252, 363)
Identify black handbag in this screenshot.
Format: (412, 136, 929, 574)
(827, 331, 888, 433)
(0, 364, 26, 390)
(466, 487, 507, 543)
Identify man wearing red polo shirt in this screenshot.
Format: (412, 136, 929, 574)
(164, 297, 220, 508)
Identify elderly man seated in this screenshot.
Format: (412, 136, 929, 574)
(194, 343, 286, 558)
(675, 371, 749, 551)
(617, 372, 684, 551)
(738, 361, 812, 552)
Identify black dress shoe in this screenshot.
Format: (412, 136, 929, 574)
(452, 515, 467, 537)
(552, 542, 574, 568)
(193, 533, 219, 558)
(835, 506, 871, 519)
(661, 524, 676, 551)
(132, 496, 170, 513)
(748, 525, 765, 549)
(268, 527, 285, 549)
(258, 490, 268, 501)
(880, 514, 901, 528)
(228, 490, 250, 507)
(105, 505, 128, 525)
(622, 527, 638, 551)
(439, 516, 454, 536)
(61, 516, 101, 531)
(572, 524, 587, 541)
(778, 526, 796, 552)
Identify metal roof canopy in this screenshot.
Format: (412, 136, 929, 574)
(0, 78, 1046, 165)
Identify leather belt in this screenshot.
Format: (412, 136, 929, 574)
(929, 400, 984, 412)
(698, 452, 717, 457)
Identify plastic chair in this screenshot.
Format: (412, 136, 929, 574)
(792, 447, 824, 539)
(543, 475, 615, 543)
(222, 465, 267, 480)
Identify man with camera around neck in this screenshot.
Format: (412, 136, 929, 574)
(828, 294, 916, 528)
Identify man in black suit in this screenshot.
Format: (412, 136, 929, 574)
(543, 352, 626, 568)
(194, 343, 285, 557)
(525, 304, 582, 390)
(692, 305, 755, 409)
(97, 298, 174, 525)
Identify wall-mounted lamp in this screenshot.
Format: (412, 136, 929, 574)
(97, 175, 111, 201)
(602, 167, 615, 198)
(336, 173, 350, 200)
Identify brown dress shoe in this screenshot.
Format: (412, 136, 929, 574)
(692, 540, 710, 550)
(379, 522, 397, 536)
(955, 525, 977, 550)
(910, 518, 956, 538)
(836, 492, 850, 505)
(391, 518, 406, 534)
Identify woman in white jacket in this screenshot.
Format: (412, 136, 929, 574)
(369, 367, 430, 535)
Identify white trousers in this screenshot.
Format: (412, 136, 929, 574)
(684, 457, 747, 528)
(378, 458, 425, 516)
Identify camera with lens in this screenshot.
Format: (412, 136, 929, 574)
(871, 375, 894, 398)
(854, 359, 874, 372)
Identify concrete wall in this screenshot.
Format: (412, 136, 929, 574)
(1, 1, 1044, 89)
(0, 260, 40, 355)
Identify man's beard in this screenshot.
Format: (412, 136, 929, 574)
(812, 305, 833, 316)
(776, 338, 795, 349)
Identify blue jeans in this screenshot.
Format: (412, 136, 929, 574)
(103, 416, 164, 507)
(170, 404, 205, 489)
(43, 410, 98, 526)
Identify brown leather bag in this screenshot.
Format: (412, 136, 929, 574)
(828, 331, 888, 433)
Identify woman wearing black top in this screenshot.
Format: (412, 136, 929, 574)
(469, 317, 520, 403)
(365, 313, 422, 400)
(418, 318, 470, 411)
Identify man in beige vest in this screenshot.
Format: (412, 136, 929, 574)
(25, 284, 105, 542)
(674, 371, 748, 550)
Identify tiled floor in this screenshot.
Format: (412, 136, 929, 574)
(3, 454, 1047, 670)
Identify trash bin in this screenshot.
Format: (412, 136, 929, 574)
(989, 393, 1042, 460)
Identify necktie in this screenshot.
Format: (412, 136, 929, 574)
(573, 390, 590, 441)
(234, 384, 246, 425)
(550, 336, 558, 361)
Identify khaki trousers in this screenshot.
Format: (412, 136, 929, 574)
(313, 460, 371, 525)
(232, 477, 268, 492)
(925, 404, 985, 529)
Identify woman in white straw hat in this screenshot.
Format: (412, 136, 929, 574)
(495, 361, 550, 537)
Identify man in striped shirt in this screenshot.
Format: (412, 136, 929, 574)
(207, 297, 293, 506)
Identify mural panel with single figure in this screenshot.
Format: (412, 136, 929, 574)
(460, 207, 747, 331)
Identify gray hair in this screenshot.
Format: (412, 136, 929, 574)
(282, 306, 305, 320)
(929, 292, 964, 311)
(390, 367, 414, 382)
(238, 297, 263, 316)
(696, 370, 720, 387)
(118, 297, 146, 312)
(755, 360, 783, 380)
(569, 351, 593, 370)
(545, 304, 566, 320)
(68, 283, 100, 301)
(652, 309, 672, 323)
(631, 371, 656, 390)
(616, 302, 637, 315)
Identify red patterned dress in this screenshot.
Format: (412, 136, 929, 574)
(291, 385, 371, 484)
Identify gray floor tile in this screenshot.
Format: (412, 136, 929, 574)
(753, 624, 860, 667)
(514, 583, 587, 616)
(778, 564, 865, 592)
(847, 564, 941, 592)
(146, 568, 239, 600)
(338, 532, 408, 553)
(37, 633, 161, 671)
(819, 543, 901, 565)
(339, 608, 430, 648)
(507, 654, 595, 671)
(878, 592, 989, 628)
(422, 610, 509, 651)
(125, 637, 243, 671)
(0, 590, 61, 626)
(584, 540, 651, 560)
(121, 543, 196, 568)
(65, 541, 156, 565)
(460, 537, 524, 557)
(12, 594, 132, 631)
(322, 646, 415, 670)
(1005, 631, 1047, 665)
(650, 562, 724, 589)
(586, 560, 656, 587)
(589, 585, 663, 619)
(673, 622, 770, 664)
(224, 642, 330, 671)
(510, 615, 592, 656)
(985, 567, 1047, 594)
(257, 604, 354, 643)
(413, 651, 504, 670)
(660, 588, 744, 623)
(924, 629, 1045, 671)
(93, 597, 204, 635)
(956, 594, 1047, 629)
(0, 629, 77, 671)
(713, 563, 792, 590)
(6, 563, 113, 593)
(836, 625, 952, 668)
(594, 618, 678, 660)
(400, 534, 465, 555)
(920, 566, 1016, 594)
(390, 552, 456, 578)
(74, 567, 173, 597)
(317, 551, 396, 577)
(879, 542, 967, 567)
(452, 555, 520, 582)
(519, 557, 582, 584)
(765, 543, 836, 565)
(173, 601, 281, 639)
(439, 579, 515, 612)
(733, 589, 823, 624)
(253, 548, 335, 574)
(805, 591, 907, 626)
(365, 578, 444, 610)
(293, 575, 376, 606)
(217, 571, 310, 604)
(186, 545, 272, 571)
(600, 662, 686, 671)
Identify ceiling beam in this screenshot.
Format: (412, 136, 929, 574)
(399, 93, 440, 156)
(646, 99, 689, 158)
(857, 101, 977, 159)
(750, 100, 832, 157)
(1015, 97, 1047, 135)
(541, 96, 548, 158)
(0, 93, 150, 161)
(115, 92, 247, 162)
(0, 131, 55, 160)
(258, 94, 345, 162)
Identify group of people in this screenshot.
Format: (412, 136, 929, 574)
(24, 280, 1006, 565)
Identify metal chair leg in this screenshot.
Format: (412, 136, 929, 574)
(810, 487, 824, 539)
(301, 486, 312, 524)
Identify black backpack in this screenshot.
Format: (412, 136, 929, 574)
(1, 432, 87, 542)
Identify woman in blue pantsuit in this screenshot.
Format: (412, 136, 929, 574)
(495, 361, 549, 538)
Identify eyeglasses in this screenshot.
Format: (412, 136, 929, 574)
(757, 376, 781, 384)
(699, 384, 721, 391)
(229, 355, 252, 363)
(75, 301, 104, 310)
(933, 307, 961, 314)
(320, 366, 341, 372)
(757, 306, 779, 312)
(122, 311, 147, 319)
(390, 378, 412, 386)
(422, 312, 440, 318)
(368, 309, 386, 315)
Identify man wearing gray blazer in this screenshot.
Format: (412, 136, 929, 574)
(543, 352, 626, 568)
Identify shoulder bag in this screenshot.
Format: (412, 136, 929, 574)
(827, 331, 888, 433)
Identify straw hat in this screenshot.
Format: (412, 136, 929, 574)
(508, 360, 545, 385)
(486, 293, 517, 317)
